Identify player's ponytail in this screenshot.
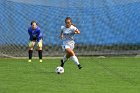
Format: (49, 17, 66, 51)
(72, 24, 76, 27)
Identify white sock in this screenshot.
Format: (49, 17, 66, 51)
(63, 55, 68, 63)
(71, 56, 80, 65)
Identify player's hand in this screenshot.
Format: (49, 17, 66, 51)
(59, 35, 64, 39)
(74, 30, 80, 34)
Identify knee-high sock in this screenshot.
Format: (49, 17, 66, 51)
(29, 50, 33, 59)
(71, 56, 80, 65)
(38, 50, 42, 59)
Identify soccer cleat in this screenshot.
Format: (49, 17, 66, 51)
(78, 64, 82, 69)
(28, 59, 32, 62)
(60, 59, 64, 67)
(39, 59, 42, 63)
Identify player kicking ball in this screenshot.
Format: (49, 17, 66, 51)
(60, 17, 82, 69)
(28, 21, 43, 63)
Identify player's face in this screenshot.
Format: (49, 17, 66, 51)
(65, 19, 72, 28)
(31, 23, 37, 30)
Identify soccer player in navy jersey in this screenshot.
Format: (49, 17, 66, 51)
(28, 21, 43, 62)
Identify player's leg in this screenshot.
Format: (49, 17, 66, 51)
(69, 42, 82, 69)
(60, 44, 70, 67)
(60, 45, 71, 67)
(60, 47, 82, 69)
(37, 39, 43, 62)
(28, 41, 35, 62)
(66, 48, 82, 69)
(60, 53, 70, 67)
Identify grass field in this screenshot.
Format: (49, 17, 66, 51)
(0, 57, 140, 93)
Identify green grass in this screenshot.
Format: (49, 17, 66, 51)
(0, 57, 140, 93)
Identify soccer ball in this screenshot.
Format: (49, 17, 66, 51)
(55, 66, 64, 74)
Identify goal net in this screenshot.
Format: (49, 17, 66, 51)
(0, 0, 140, 57)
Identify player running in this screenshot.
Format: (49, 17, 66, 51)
(28, 21, 43, 62)
(60, 17, 82, 69)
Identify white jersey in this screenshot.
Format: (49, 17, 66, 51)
(61, 25, 78, 43)
(61, 25, 78, 50)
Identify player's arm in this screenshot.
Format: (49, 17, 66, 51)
(37, 29, 41, 42)
(60, 26, 65, 39)
(59, 30, 64, 39)
(73, 26, 80, 34)
(28, 29, 32, 36)
(28, 29, 33, 41)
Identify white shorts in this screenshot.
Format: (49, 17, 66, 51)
(62, 41, 75, 51)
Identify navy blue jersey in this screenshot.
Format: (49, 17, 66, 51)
(28, 26, 42, 42)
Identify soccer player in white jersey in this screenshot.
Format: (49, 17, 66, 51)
(60, 17, 82, 69)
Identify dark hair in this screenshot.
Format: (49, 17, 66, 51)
(31, 20, 37, 25)
(65, 17, 76, 26)
(65, 17, 72, 23)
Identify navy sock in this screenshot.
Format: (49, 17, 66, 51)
(38, 50, 42, 59)
(28, 50, 33, 59)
